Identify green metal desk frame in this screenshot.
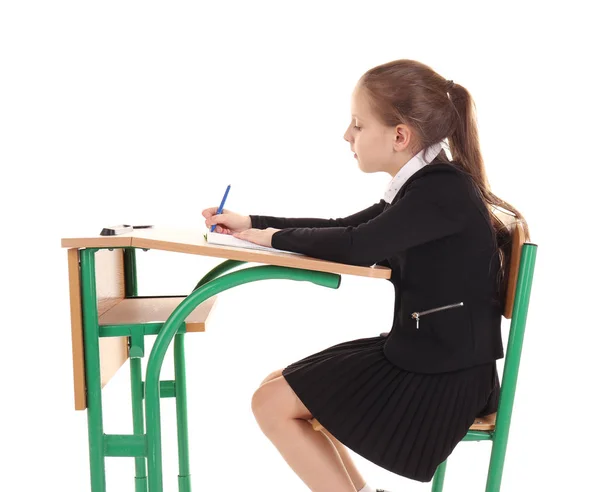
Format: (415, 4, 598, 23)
(79, 246, 341, 492)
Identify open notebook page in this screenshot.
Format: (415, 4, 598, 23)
(205, 231, 305, 255)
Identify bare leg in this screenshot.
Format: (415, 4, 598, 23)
(319, 427, 367, 491)
(258, 371, 367, 491)
(256, 415, 357, 492)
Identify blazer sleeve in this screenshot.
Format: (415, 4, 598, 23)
(270, 173, 469, 266)
(249, 199, 386, 230)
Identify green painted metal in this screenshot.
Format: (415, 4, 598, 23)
(462, 430, 493, 442)
(104, 434, 147, 457)
(125, 247, 147, 490)
(80, 248, 107, 491)
(130, 356, 148, 492)
(129, 325, 146, 358)
(124, 247, 147, 491)
(431, 459, 446, 492)
(192, 259, 245, 291)
(140, 380, 177, 399)
(124, 247, 138, 297)
(430, 243, 538, 491)
(174, 333, 191, 492)
(485, 243, 537, 492)
(100, 323, 185, 338)
(144, 264, 341, 492)
(79, 252, 341, 491)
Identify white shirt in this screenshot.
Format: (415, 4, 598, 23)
(383, 141, 446, 204)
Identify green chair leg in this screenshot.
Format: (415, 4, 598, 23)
(485, 437, 508, 491)
(431, 459, 447, 492)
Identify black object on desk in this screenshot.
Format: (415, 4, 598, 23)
(100, 225, 154, 236)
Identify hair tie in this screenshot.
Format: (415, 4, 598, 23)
(446, 79, 455, 91)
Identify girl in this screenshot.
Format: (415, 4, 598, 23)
(202, 59, 530, 491)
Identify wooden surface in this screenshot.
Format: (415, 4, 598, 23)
(67, 248, 129, 410)
(99, 295, 218, 333)
(95, 249, 129, 392)
(490, 206, 527, 319)
(503, 221, 526, 319)
(67, 248, 86, 410)
(68, 246, 221, 410)
(61, 226, 391, 280)
(469, 411, 497, 431)
(310, 411, 497, 433)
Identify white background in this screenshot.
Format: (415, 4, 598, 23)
(1, 1, 598, 491)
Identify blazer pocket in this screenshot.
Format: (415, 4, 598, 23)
(411, 301, 472, 351)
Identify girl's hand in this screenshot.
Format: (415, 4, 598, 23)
(202, 207, 252, 235)
(233, 227, 280, 247)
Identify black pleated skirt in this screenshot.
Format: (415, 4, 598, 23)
(281, 334, 499, 483)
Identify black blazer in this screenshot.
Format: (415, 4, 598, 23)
(250, 157, 504, 373)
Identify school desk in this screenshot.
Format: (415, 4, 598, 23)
(61, 226, 392, 492)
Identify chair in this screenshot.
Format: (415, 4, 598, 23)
(427, 209, 537, 491)
(309, 209, 538, 492)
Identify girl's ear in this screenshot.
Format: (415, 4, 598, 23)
(393, 124, 412, 152)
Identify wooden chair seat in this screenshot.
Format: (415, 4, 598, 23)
(309, 411, 496, 433)
(470, 411, 496, 431)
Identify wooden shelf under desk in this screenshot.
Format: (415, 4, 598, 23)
(67, 247, 220, 411)
(98, 295, 218, 333)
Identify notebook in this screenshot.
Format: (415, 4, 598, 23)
(204, 231, 305, 256)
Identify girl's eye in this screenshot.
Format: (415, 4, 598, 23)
(354, 125, 361, 130)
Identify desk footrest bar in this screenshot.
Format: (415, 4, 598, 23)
(141, 380, 176, 399)
(104, 434, 147, 457)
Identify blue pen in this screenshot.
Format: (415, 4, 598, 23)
(210, 184, 231, 233)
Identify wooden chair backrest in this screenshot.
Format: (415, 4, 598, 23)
(503, 221, 527, 319)
(491, 206, 527, 320)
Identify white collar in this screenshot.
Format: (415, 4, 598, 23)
(383, 141, 445, 204)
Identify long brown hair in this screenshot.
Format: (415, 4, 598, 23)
(358, 59, 530, 304)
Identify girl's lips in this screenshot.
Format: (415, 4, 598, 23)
(354, 153, 357, 158)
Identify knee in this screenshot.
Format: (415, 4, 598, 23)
(252, 369, 286, 427)
(251, 380, 277, 411)
(251, 385, 277, 428)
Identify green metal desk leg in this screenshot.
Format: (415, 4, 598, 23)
(131, 357, 148, 492)
(80, 248, 107, 492)
(125, 247, 148, 491)
(124, 247, 138, 297)
(174, 332, 191, 491)
(430, 459, 447, 492)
